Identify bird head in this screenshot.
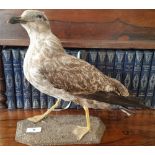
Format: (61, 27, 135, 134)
(8, 10, 51, 34)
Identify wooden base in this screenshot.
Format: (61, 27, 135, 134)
(0, 109, 155, 146)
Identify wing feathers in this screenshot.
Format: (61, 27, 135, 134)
(42, 52, 147, 109)
(77, 91, 149, 109)
(110, 78, 129, 96)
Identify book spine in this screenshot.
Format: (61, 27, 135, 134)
(114, 50, 125, 83)
(123, 50, 135, 90)
(60, 100, 70, 109)
(138, 51, 153, 100)
(146, 52, 155, 107)
(88, 49, 98, 66)
(40, 93, 48, 109)
(105, 50, 115, 78)
(20, 48, 32, 109)
(2, 48, 16, 109)
(96, 49, 107, 74)
(132, 50, 144, 96)
(47, 96, 56, 109)
(80, 49, 89, 62)
(32, 86, 40, 109)
(12, 48, 24, 109)
(69, 102, 78, 109)
(67, 49, 81, 58)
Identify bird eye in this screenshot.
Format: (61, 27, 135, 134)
(36, 15, 43, 19)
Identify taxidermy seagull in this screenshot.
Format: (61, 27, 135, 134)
(9, 10, 148, 140)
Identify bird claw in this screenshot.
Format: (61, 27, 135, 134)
(27, 115, 45, 123)
(73, 126, 90, 140)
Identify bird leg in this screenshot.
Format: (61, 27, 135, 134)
(27, 98, 61, 123)
(73, 105, 91, 140)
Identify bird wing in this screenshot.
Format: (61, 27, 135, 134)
(39, 52, 147, 108)
(41, 52, 129, 97)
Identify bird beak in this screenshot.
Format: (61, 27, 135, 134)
(8, 16, 27, 24)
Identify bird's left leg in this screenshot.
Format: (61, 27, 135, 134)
(27, 99, 61, 123)
(73, 105, 91, 140)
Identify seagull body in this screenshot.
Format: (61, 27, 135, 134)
(21, 10, 129, 109)
(9, 10, 147, 140)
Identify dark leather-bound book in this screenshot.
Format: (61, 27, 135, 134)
(138, 51, 153, 101)
(105, 49, 115, 78)
(123, 50, 136, 90)
(132, 50, 144, 97)
(114, 50, 125, 83)
(20, 48, 32, 109)
(12, 48, 24, 109)
(146, 51, 155, 107)
(2, 48, 16, 109)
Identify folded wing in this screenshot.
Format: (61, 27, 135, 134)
(40, 53, 149, 108)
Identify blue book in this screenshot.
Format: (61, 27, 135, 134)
(40, 93, 48, 109)
(20, 48, 32, 109)
(132, 50, 144, 96)
(67, 49, 81, 59)
(114, 50, 125, 82)
(2, 48, 16, 109)
(59, 99, 77, 109)
(47, 96, 56, 109)
(60, 100, 70, 109)
(80, 49, 89, 62)
(32, 86, 40, 109)
(123, 50, 135, 90)
(138, 51, 153, 99)
(96, 49, 107, 74)
(23, 77, 32, 109)
(88, 49, 98, 66)
(105, 50, 115, 78)
(12, 48, 23, 109)
(47, 96, 64, 109)
(146, 52, 155, 107)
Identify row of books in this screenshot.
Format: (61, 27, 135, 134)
(1, 47, 155, 109)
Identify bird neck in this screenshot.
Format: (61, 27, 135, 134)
(28, 29, 52, 45)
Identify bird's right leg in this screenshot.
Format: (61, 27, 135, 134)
(27, 98, 61, 123)
(73, 105, 91, 140)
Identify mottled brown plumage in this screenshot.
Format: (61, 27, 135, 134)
(9, 10, 147, 140)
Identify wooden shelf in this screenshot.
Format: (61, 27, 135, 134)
(1, 10, 155, 49)
(0, 109, 155, 146)
(1, 39, 155, 49)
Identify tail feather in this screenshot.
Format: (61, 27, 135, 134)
(78, 91, 149, 109)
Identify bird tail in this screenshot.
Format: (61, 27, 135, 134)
(78, 91, 149, 109)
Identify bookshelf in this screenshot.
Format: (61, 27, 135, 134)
(1, 9, 155, 109)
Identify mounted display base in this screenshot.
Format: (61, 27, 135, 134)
(15, 115, 105, 145)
